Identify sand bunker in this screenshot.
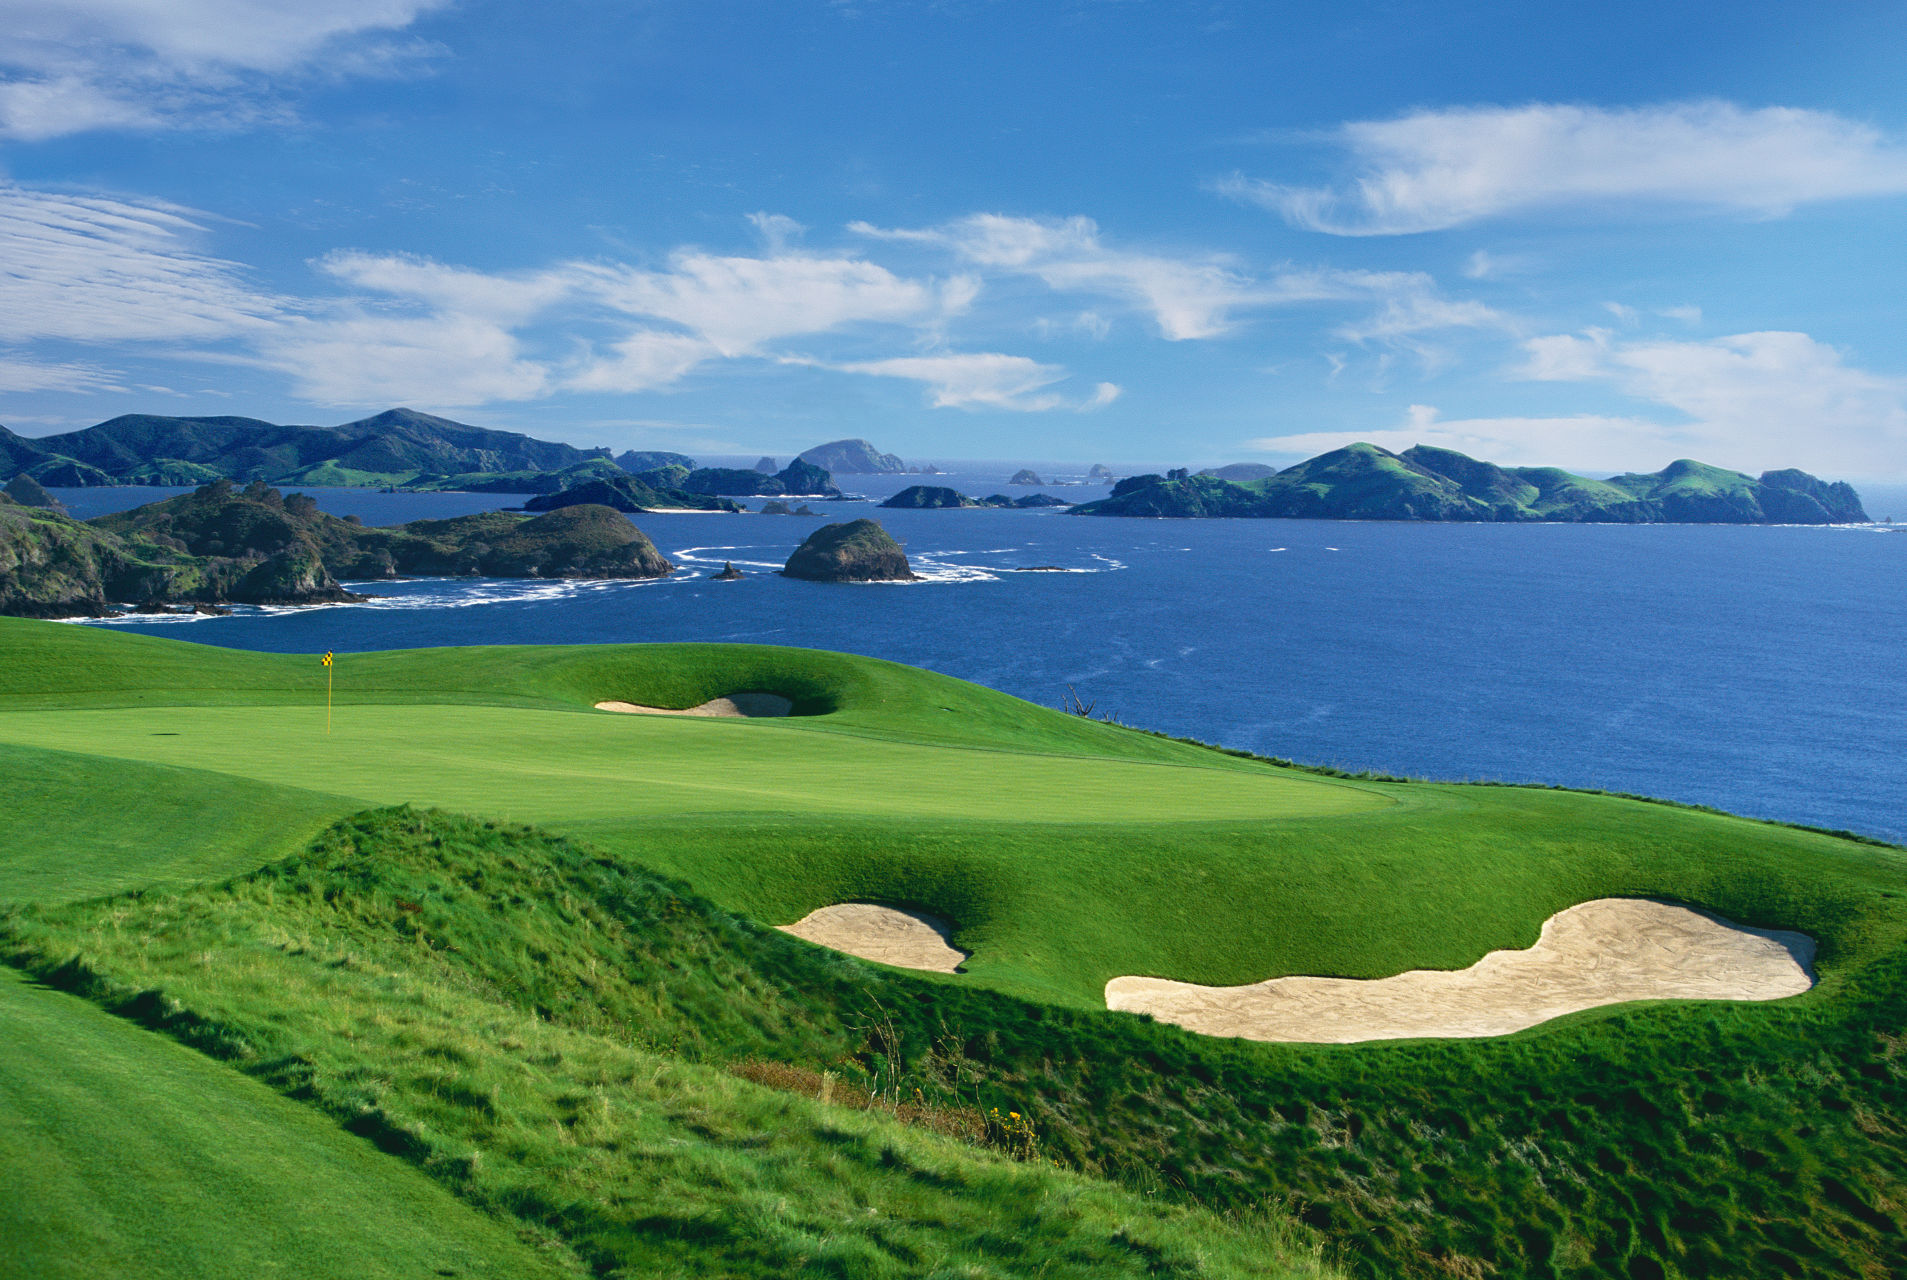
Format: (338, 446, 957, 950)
(595, 693, 792, 718)
(778, 904, 968, 973)
(1106, 898, 1814, 1044)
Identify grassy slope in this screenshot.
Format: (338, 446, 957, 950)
(268, 462, 419, 488)
(6, 618, 1907, 1277)
(2, 813, 1336, 1280)
(0, 968, 581, 1280)
(8, 807, 1907, 1280)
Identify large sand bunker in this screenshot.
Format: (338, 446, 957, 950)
(778, 904, 968, 973)
(1106, 898, 1814, 1044)
(595, 693, 793, 718)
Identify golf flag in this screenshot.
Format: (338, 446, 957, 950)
(322, 651, 333, 667)
(322, 651, 334, 733)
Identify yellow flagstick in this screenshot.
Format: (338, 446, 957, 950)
(322, 651, 334, 734)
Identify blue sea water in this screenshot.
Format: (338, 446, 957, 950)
(52, 466, 1907, 842)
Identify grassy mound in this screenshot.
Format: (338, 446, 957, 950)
(3, 618, 1907, 1277)
(6, 806, 1907, 1279)
(2, 810, 1333, 1280)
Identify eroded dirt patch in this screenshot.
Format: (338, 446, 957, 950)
(595, 693, 793, 718)
(778, 903, 968, 973)
(1106, 898, 1815, 1043)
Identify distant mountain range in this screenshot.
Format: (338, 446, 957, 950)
(1074, 444, 1867, 524)
(0, 409, 934, 493)
(0, 408, 610, 488)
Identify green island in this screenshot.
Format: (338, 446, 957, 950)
(0, 482, 686, 617)
(881, 485, 1070, 510)
(2, 618, 1905, 1278)
(1075, 443, 1869, 523)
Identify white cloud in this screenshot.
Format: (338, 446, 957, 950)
(854, 213, 1504, 358)
(1249, 331, 1907, 477)
(1330, 277, 1505, 345)
(0, 355, 124, 393)
(316, 250, 573, 323)
(0, 184, 1275, 417)
(1246, 404, 1675, 472)
(854, 214, 1272, 340)
(577, 250, 966, 359)
(256, 313, 553, 407)
(0, 185, 282, 342)
(1517, 329, 1907, 473)
(1220, 101, 1907, 235)
(564, 332, 717, 394)
(0, 0, 448, 139)
(0, 186, 987, 405)
(747, 212, 805, 252)
(205, 237, 972, 402)
(806, 352, 1119, 411)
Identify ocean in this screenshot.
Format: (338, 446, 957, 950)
(52, 464, 1907, 842)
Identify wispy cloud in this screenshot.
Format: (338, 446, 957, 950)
(0, 185, 283, 341)
(257, 312, 555, 407)
(853, 214, 1273, 340)
(1219, 102, 1907, 235)
(1248, 329, 1907, 476)
(0, 355, 125, 393)
(799, 352, 1120, 411)
(1, 189, 1111, 410)
(575, 250, 970, 360)
(852, 213, 1502, 356)
(1515, 327, 1907, 474)
(1245, 405, 1675, 473)
(0, 0, 450, 139)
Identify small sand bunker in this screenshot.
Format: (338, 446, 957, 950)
(778, 904, 968, 973)
(595, 692, 792, 718)
(1106, 898, 1814, 1044)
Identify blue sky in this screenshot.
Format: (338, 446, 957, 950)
(2, 1, 1904, 478)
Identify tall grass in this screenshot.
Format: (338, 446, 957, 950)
(3, 808, 1338, 1280)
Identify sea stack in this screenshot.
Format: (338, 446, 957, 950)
(711, 561, 744, 580)
(781, 519, 919, 582)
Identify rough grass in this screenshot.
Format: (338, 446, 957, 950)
(1, 811, 1338, 1280)
(6, 807, 1907, 1280)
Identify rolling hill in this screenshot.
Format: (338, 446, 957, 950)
(1077, 443, 1869, 523)
(0, 408, 614, 489)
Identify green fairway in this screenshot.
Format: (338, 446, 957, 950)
(0, 616, 1895, 1012)
(0, 968, 579, 1280)
(0, 702, 1385, 826)
(0, 741, 354, 905)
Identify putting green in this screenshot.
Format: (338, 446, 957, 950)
(0, 703, 1387, 826)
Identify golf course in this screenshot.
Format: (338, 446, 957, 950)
(5, 616, 1907, 1278)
